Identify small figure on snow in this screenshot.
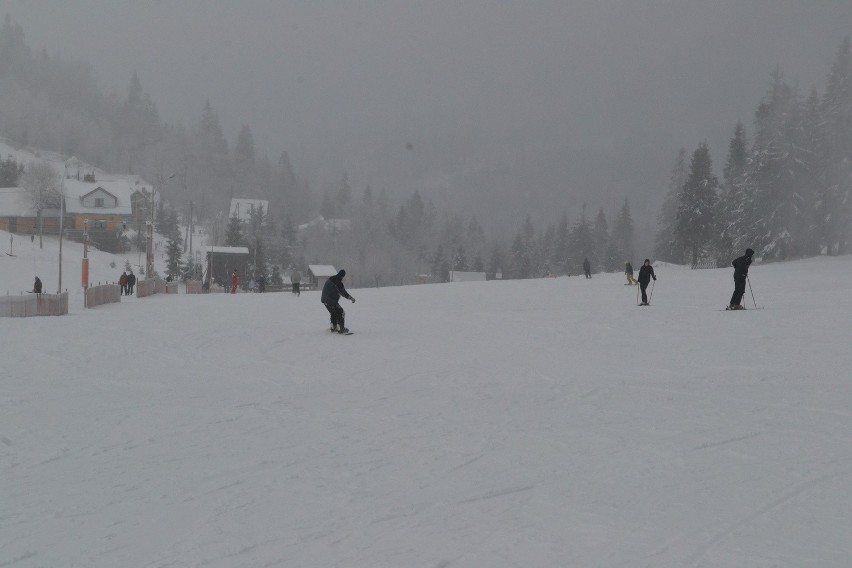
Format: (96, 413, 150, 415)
(321, 269, 355, 333)
(126, 272, 136, 295)
(119, 271, 128, 295)
(291, 269, 301, 296)
(583, 257, 592, 279)
(33, 276, 42, 294)
(625, 261, 637, 285)
(230, 269, 240, 294)
(728, 248, 754, 310)
(637, 259, 656, 305)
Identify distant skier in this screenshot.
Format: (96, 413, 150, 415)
(625, 261, 637, 285)
(32, 276, 42, 294)
(126, 272, 136, 295)
(291, 269, 301, 296)
(321, 269, 355, 333)
(119, 271, 128, 295)
(728, 248, 754, 310)
(637, 259, 656, 305)
(583, 258, 592, 278)
(230, 269, 240, 294)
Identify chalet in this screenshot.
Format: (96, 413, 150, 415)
(0, 187, 60, 234)
(307, 264, 338, 290)
(205, 246, 250, 288)
(229, 198, 269, 222)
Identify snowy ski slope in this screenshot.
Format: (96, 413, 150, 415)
(2, 238, 852, 567)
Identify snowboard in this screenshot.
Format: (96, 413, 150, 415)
(330, 329, 354, 335)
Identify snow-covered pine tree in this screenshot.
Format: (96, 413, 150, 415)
(431, 244, 449, 282)
(568, 206, 596, 275)
(553, 211, 570, 275)
(224, 212, 245, 247)
(593, 208, 616, 272)
(511, 228, 533, 279)
(818, 37, 852, 254)
(452, 245, 469, 271)
(654, 148, 688, 263)
(613, 198, 635, 264)
(716, 124, 749, 263)
(537, 224, 555, 277)
(674, 143, 719, 266)
(749, 70, 817, 259)
(165, 236, 183, 280)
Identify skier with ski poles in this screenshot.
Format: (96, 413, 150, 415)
(637, 259, 656, 305)
(321, 269, 355, 334)
(728, 248, 754, 310)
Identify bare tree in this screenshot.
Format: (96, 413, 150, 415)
(20, 161, 60, 249)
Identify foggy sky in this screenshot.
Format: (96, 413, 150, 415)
(5, 0, 852, 226)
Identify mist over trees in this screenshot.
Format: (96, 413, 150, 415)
(662, 37, 852, 265)
(1, 16, 850, 286)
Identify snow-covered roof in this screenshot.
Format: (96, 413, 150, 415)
(205, 246, 250, 255)
(0, 188, 40, 217)
(297, 216, 352, 232)
(62, 178, 133, 216)
(308, 264, 338, 278)
(229, 198, 269, 222)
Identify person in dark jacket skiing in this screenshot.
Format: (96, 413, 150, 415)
(637, 259, 656, 305)
(583, 258, 591, 278)
(321, 269, 355, 333)
(728, 248, 754, 310)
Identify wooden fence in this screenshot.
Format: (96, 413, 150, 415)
(85, 284, 121, 309)
(0, 292, 69, 317)
(136, 278, 179, 298)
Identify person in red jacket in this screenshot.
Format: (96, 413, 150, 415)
(119, 272, 128, 296)
(230, 269, 240, 294)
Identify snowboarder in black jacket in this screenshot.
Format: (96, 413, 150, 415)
(33, 276, 42, 294)
(728, 248, 754, 310)
(637, 259, 656, 305)
(321, 269, 355, 333)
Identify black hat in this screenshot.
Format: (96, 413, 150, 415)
(338, 269, 346, 277)
(745, 248, 754, 257)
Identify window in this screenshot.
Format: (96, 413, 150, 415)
(93, 220, 107, 230)
(94, 198, 105, 208)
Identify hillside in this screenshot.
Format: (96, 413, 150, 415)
(2, 255, 852, 566)
(0, 228, 171, 297)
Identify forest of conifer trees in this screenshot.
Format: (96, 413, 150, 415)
(658, 38, 852, 266)
(0, 15, 849, 287)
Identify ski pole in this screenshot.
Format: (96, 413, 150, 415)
(649, 279, 655, 305)
(747, 276, 758, 309)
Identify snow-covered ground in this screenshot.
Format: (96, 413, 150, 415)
(3, 235, 852, 567)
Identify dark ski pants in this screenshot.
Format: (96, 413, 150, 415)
(584, 270, 591, 278)
(640, 281, 649, 303)
(292, 283, 300, 295)
(730, 275, 746, 306)
(324, 302, 345, 328)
